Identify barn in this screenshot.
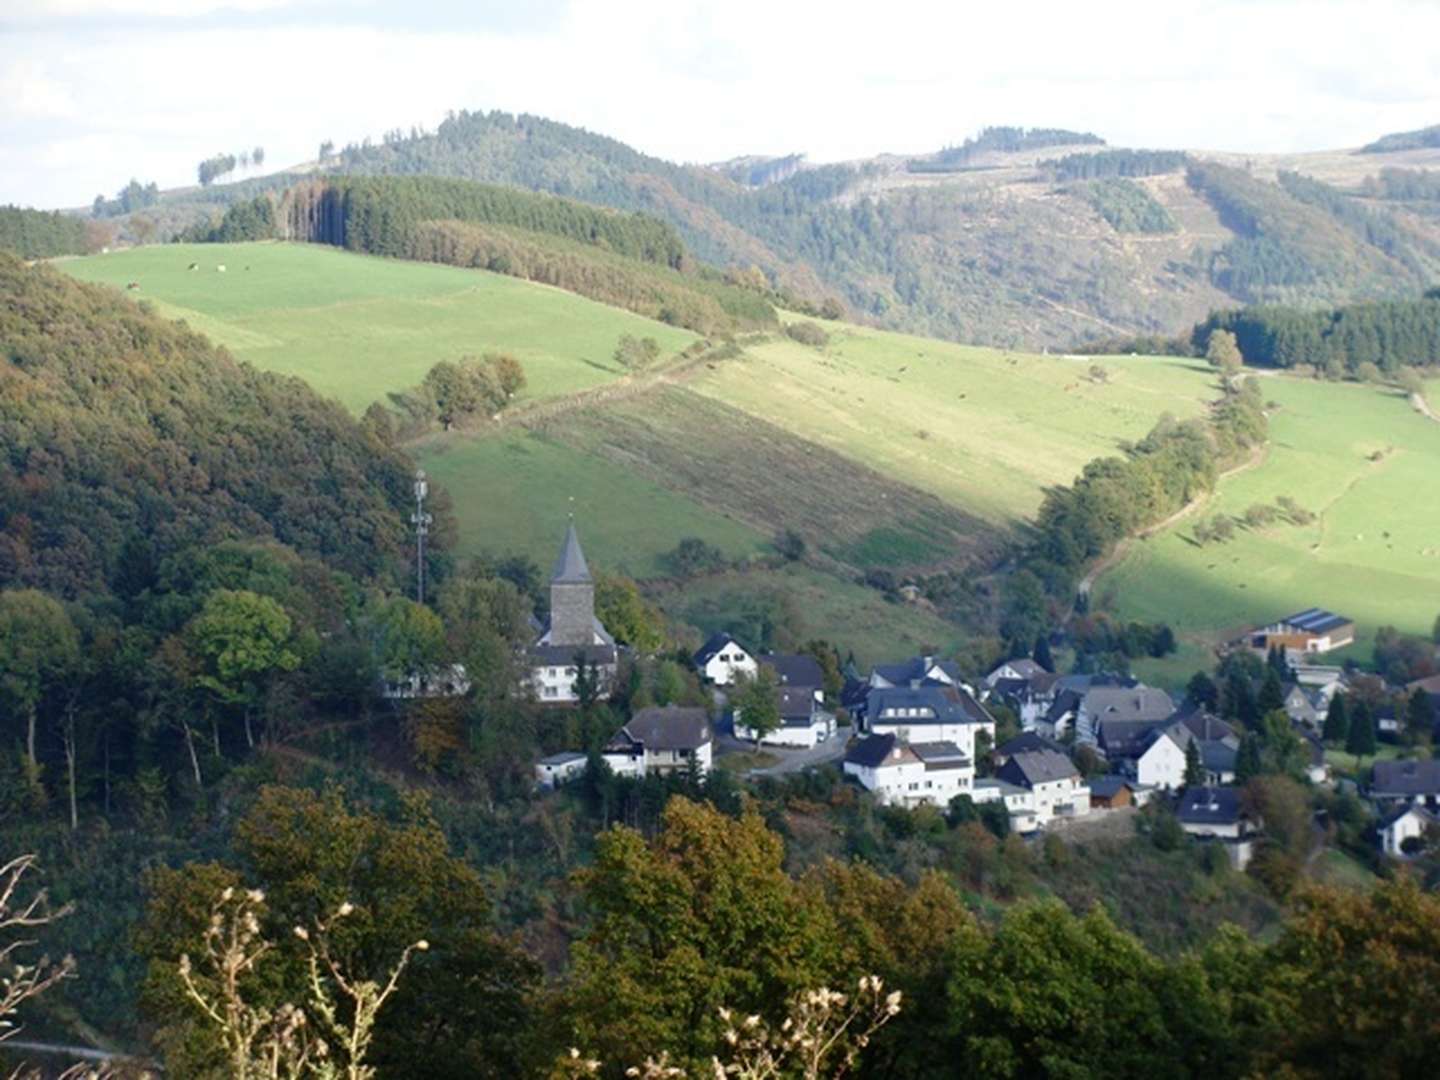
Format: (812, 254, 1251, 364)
(1249, 608, 1356, 654)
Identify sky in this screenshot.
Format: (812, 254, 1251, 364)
(3, 0, 1439, 209)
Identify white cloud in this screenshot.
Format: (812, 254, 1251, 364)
(3, 0, 1439, 208)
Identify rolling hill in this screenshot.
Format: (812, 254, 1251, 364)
(109, 110, 1440, 350)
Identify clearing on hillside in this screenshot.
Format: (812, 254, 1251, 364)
(1099, 377, 1440, 657)
(59, 242, 697, 413)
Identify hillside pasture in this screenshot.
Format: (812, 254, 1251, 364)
(59, 242, 697, 412)
(1099, 377, 1440, 654)
(692, 321, 1219, 524)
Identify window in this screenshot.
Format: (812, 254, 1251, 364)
(908, 782, 919, 791)
(543, 687, 558, 699)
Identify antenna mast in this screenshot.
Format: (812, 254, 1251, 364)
(411, 469, 432, 604)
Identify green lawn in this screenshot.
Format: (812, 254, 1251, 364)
(1308, 848, 1376, 890)
(58, 242, 697, 413)
(416, 427, 768, 578)
(1324, 741, 1414, 775)
(1100, 377, 1440, 652)
(694, 321, 1218, 524)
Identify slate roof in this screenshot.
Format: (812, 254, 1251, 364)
(618, 706, 711, 752)
(845, 733, 905, 769)
(1098, 719, 1164, 759)
(778, 686, 819, 724)
(974, 777, 1030, 798)
(538, 751, 588, 766)
(1178, 711, 1237, 743)
(997, 732, 1064, 758)
(1088, 775, 1134, 800)
(1379, 802, 1439, 830)
(1177, 786, 1243, 826)
(912, 742, 970, 769)
(987, 658, 1044, 682)
(998, 748, 1081, 788)
(1371, 759, 1440, 798)
(529, 642, 619, 666)
(871, 656, 963, 687)
(762, 653, 825, 688)
(1082, 686, 1175, 724)
(841, 676, 871, 712)
(551, 523, 593, 584)
(867, 684, 983, 727)
(694, 632, 749, 667)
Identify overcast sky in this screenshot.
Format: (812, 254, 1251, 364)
(3, 0, 1439, 209)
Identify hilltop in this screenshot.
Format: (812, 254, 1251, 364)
(89, 112, 1440, 350)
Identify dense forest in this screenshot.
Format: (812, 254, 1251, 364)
(1071, 178, 1177, 234)
(1193, 290, 1440, 374)
(1045, 148, 1189, 181)
(0, 205, 92, 258)
(1359, 122, 1440, 153)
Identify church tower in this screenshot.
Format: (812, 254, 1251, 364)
(547, 522, 596, 647)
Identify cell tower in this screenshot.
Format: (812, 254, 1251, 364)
(411, 469, 432, 604)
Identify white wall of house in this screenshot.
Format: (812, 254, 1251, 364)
(1028, 710, 1071, 740)
(602, 750, 645, 779)
(1381, 809, 1431, 857)
(531, 662, 615, 704)
(1181, 819, 1243, 841)
(845, 758, 973, 808)
(1028, 777, 1091, 826)
(701, 648, 758, 686)
(1136, 734, 1187, 791)
(535, 757, 588, 789)
(734, 714, 834, 749)
(972, 780, 1038, 831)
(645, 742, 713, 776)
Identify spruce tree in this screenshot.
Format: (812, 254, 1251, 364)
(1345, 701, 1376, 760)
(1408, 688, 1435, 739)
(1184, 738, 1206, 788)
(1258, 668, 1286, 714)
(1323, 694, 1350, 744)
(1235, 732, 1264, 783)
(1032, 634, 1055, 673)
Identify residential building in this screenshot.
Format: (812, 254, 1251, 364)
(528, 524, 619, 704)
(995, 749, 1091, 827)
(1132, 725, 1189, 791)
(1089, 775, 1142, 809)
(762, 652, 826, 689)
(843, 733, 974, 808)
(603, 706, 713, 778)
(985, 658, 1046, 687)
(1248, 608, 1356, 655)
(693, 632, 758, 686)
(972, 778, 1039, 833)
(993, 731, 1064, 768)
(1283, 683, 1326, 729)
(735, 684, 835, 748)
(864, 684, 994, 758)
(1370, 759, 1440, 809)
(1379, 803, 1438, 858)
(535, 751, 588, 789)
(1075, 685, 1175, 745)
(1177, 786, 1255, 868)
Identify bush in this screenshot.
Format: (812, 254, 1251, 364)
(784, 320, 830, 348)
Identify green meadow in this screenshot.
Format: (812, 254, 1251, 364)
(1099, 377, 1440, 654)
(694, 320, 1219, 524)
(59, 242, 697, 413)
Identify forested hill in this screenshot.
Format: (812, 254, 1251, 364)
(290, 111, 1440, 348)
(0, 252, 430, 600)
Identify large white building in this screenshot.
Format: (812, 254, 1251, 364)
(843, 733, 974, 808)
(528, 524, 619, 704)
(864, 684, 995, 759)
(693, 632, 759, 686)
(995, 749, 1091, 827)
(603, 706, 713, 778)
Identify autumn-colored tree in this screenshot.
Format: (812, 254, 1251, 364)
(593, 575, 665, 653)
(561, 798, 840, 1073)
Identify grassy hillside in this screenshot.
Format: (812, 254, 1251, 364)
(59, 242, 697, 413)
(693, 319, 1218, 524)
(1099, 377, 1440, 657)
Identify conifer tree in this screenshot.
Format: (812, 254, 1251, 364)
(1322, 694, 1350, 744)
(1345, 700, 1376, 760)
(1032, 634, 1055, 673)
(1183, 738, 1206, 787)
(1258, 668, 1286, 715)
(1236, 733, 1264, 783)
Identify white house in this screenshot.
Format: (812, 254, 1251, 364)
(984, 658, 1045, 688)
(535, 751, 588, 789)
(1075, 685, 1175, 745)
(1134, 726, 1189, 791)
(843, 733, 975, 808)
(1379, 803, 1438, 858)
(1177, 786, 1255, 869)
(528, 524, 619, 704)
(735, 685, 835, 749)
(604, 706, 713, 778)
(693, 632, 758, 686)
(864, 684, 995, 759)
(972, 778, 1039, 833)
(995, 749, 1090, 827)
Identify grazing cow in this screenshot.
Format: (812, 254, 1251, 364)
(187, 263, 199, 271)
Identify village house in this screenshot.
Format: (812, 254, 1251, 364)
(863, 683, 995, 759)
(693, 632, 758, 686)
(1074, 684, 1175, 745)
(843, 733, 974, 808)
(1369, 759, 1440, 810)
(534, 750, 588, 789)
(984, 658, 1047, 687)
(985, 660, 1063, 729)
(1283, 683, 1327, 730)
(972, 778, 1039, 833)
(1247, 608, 1356, 655)
(528, 524, 619, 704)
(1378, 803, 1438, 858)
(994, 748, 1091, 827)
(602, 706, 713, 778)
(993, 731, 1064, 769)
(735, 684, 835, 748)
(1177, 786, 1256, 868)
(1087, 775, 1152, 810)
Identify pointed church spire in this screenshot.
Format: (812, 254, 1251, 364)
(551, 521, 592, 584)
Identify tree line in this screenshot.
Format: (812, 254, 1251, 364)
(1071, 178, 1177, 234)
(1045, 148, 1188, 181)
(0, 205, 91, 258)
(176, 194, 279, 243)
(91, 178, 161, 219)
